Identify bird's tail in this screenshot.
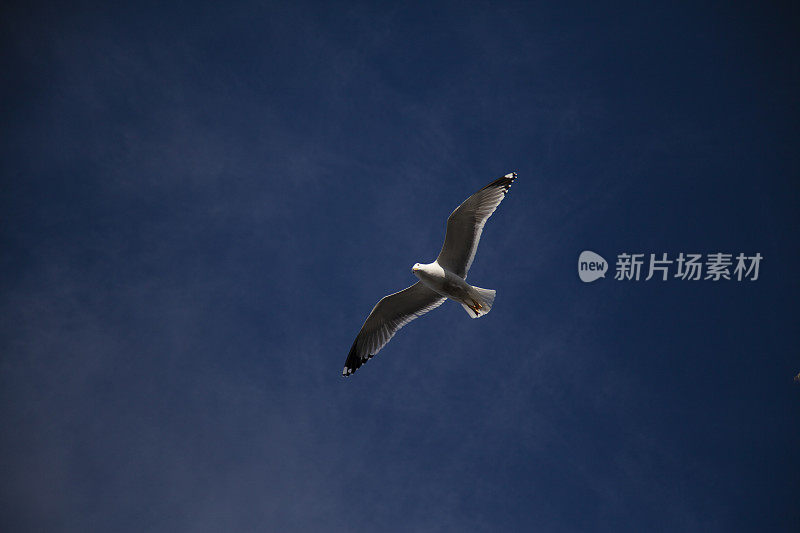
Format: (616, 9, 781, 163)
(460, 286, 496, 318)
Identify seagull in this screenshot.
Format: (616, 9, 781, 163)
(343, 172, 517, 377)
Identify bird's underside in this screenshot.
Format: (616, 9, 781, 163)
(343, 172, 516, 377)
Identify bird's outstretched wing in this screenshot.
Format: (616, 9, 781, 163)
(343, 282, 445, 376)
(436, 172, 517, 278)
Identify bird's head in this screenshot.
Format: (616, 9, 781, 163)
(412, 263, 421, 273)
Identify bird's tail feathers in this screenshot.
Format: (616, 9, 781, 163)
(460, 286, 496, 318)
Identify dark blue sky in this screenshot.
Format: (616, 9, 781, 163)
(1, 1, 798, 531)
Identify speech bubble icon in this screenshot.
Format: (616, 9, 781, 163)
(578, 251, 608, 282)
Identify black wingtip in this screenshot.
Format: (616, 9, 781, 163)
(342, 339, 359, 377)
(481, 172, 517, 195)
(342, 338, 374, 377)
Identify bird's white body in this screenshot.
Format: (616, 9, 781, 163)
(412, 262, 495, 318)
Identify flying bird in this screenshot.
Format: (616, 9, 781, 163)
(343, 172, 517, 377)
